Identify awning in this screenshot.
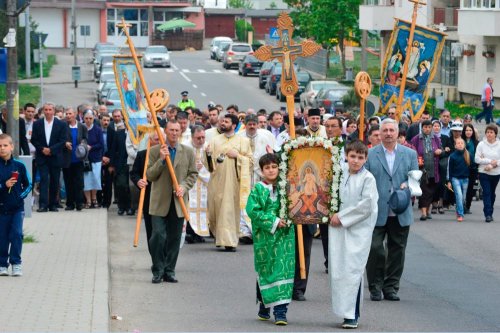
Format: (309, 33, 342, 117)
(157, 18, 196, 31)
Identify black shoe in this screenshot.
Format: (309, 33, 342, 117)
(65, 205, 75, 211)
(292, 290, 306, 301)
(426, 214, 432, 220)
(151, 275, 163, 284)
(163, 275, 178, 283)
(185, 235, 195, 244)
(239, 236, 253, 244)
(370, 291, 382, 301)
(126, 209, 135, 216)
(194, 235, 205, 243)
(37, 207, 48, 213)
(342, 318, 358, 329)
(56, 203, 63, 209)
(76, 205, 83, 211)
(49, 207, 59, 212)
(118, 209, 125, 216)
(384, 292, 400, 301)
(224, 246, 236, 252)
(485, 216, 493, 223)
(420, 215, 427, 221)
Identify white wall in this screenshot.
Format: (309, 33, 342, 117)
(68, 9, 101, 49)
(201, 0, 227, 8)
(251, 0, 288, 9)
(31, 8, 65, 48)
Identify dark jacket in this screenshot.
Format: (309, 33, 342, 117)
(130, 149, 151, 214)
(31, 117, 67, 167)
(448, 150, 470, 180)
(63, 122, 88, 168)
(411, 133, 442, 182)
(0, 156, 32, 214)
(1, 118, 30, 155)
(110, 128, 128, 168)
(86, 125, 104, 163)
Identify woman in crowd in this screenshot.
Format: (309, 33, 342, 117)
(411, 120, 443, 220)
(447, 138, 470, 222)
(462, 123, 480, 214)
(475, 124, 500, 223)
(431, 120, 452, 214)
(83, 110, 104, 208)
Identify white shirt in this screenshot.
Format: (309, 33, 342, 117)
(44, 118, 54, 146)
(382, 144, 398, 175)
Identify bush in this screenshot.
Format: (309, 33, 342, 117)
(235, 19, 254, 42)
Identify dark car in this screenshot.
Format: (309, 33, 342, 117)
(276, 71, 312, 102)
(258, 60, 277, 89)
(313, 86, 351, 114)
(238, 55, 263, 76)
(265, 62, 299, 95)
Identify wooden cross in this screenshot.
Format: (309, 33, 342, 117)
(254, 12, 321, 139)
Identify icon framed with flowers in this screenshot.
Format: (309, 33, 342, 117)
(278, 136, 343, 225)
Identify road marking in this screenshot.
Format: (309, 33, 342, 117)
(150, 69, 158, 73)
(165, 68, 174, 73)
(192, 84, 198, 88)
(182, 69, 190, 73)
(173, 64, 179, 70)
(197, 69, 206, 73)
(201, 92, 207, 97)
(228, 70, 238, 75)
(213, 69, 222, 73)
(180, 71, 192, 82)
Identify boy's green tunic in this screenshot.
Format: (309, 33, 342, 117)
(246, 182, 296, 308)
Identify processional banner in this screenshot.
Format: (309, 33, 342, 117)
(380, 19, 446, 121)
(113, 55, 150, 144)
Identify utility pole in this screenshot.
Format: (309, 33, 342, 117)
(25, 5, 30, 78)
(6, 0, 19, 157)
(38, 33, 44, 106)
(71, 0, 77, 88)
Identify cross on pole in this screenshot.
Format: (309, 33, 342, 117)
(254, 12, 321, 280)
(255, 12, 321, 139)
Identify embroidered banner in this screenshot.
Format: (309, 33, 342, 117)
(113, 55, 150, 144)
(380, 19, 446, 121)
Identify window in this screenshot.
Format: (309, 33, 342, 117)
(80, 25, 90, 37)
(440, 40, 458, 86)
(107, 8, 149, 37)
(466, 55, 475, 72)
(107, 22, 115, 36)
(486, 46, 496, 73)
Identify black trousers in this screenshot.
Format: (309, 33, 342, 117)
(293, 225, 314, 294)
(366, 216, 410, 295)
(38, 163, 61, 209)
(319, 223, 329, 269)
(114, 165, 131, 210)
(98, 166, 113, 207)
(465, 168, 478, 210)
(150, 199, 184, 278)
(62, 162, 84, 208)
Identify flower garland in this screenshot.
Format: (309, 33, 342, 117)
(278, 136, 344, 226)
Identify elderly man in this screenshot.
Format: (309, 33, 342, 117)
(365, 118, 418, 301)
(206, 114, 253, 252)
(257, 114, 268, 129)
(238, 114, 275, 243)
(147, 120, 198, 283)
(439, 109, 452, 137)
(305, 108, 326, 137)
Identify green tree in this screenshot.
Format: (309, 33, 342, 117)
(269, 1, 277, 9)
(235, 19, 254, 42)
(284, 0, 361, 75)
(228, 0, 254, 9)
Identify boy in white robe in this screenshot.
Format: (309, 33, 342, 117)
(329, 140, 379, 329)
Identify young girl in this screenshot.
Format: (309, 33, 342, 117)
(462, 124, 479, 214)
(447, 138, 471, 221)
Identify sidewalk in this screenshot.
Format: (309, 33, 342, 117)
(20, 48, 97, 107)
(0, 209, 109, 332)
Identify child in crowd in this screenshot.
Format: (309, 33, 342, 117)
(0, 134, 32, 277)
(329, 140, 379, 329)
(447, 138, 470, 222)
(246, 153, 295, 326)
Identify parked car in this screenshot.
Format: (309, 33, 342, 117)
(238, 55, 263, 76)
(210, 36, 233, 59)
(94, 50, 118, 79)
(97, 81, 117, 104)
(92, 42, 115, 58)
(142, 45, 171, 68)
(215, 41, 231, 62)
(264, 62, 298, 95)
(102, 88, 122, 111)
(258, 60, 277, 89)
(276, 71, 312, 102)
(98, 71, 116, 92)
(95, 56, 113, 81)
(222, 43, 253, 69)
(299, 80, 342, 109)
(312, 86, 351, 114)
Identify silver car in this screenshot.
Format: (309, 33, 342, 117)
(143, 45, 171, 68)
(216, 41, 231, 62)
(299, 80, 342, 110)
(102, 88, 122, 111)
(222, 43, 254, 69)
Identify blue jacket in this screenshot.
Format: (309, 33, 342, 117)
(0, 156, 32, 214)
(447, 150, 470, 180)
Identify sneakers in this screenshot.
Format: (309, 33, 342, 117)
(342, 318, 358, 329)
(0, 267, 8, 276)
(257, 303, 270, 321)
(11, 264, 22, 277)
(457, 216, 463, 222)
(274, 314, 288, 326)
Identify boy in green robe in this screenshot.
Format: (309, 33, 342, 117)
(246, 153, 296, 326)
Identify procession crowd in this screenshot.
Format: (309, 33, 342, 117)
(0, 85, 499, 329)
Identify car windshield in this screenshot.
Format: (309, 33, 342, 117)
(312, 82, 339, 91)
(326, 89, 349, 100)
(100, 72, 115, 82)
(232, 45, 251, 52)
(108, 90, 120, 99)
(245, 55, 258, 62)
(99, 45, 118, 53)
(146, 46, 168, 53)
(219, 42, 230, 49)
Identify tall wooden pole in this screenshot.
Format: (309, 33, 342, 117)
(134, 140, 151, 247)
(118, 19, 190, 221)
(395, 0, 426, 121)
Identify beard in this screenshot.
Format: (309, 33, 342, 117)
(219, 125, 230, 132)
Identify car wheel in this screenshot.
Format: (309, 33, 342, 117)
(238, 69, 242, 75)
(243, 71, 247, 77)
(259, 81, 264, 89)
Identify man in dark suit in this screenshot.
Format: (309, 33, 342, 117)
(109, 116, 132, 215)
(30, 103, 67, 212)
(267, 111, 286, 138)
(147, 120, 198, 284)
(98, 113, 114, 208)
(365, 118, 419, 301)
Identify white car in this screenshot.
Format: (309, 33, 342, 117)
(299, 80, 342, 109)
(210, 36, 233, 60)
(142, 45, 171, 68)
(215, 41, 231, 62)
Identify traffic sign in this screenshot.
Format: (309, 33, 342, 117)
(33, 49, 47, 63)
(72, 66, 81, 81)
(269, 27, 279, 40)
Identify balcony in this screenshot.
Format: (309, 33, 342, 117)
(458, 0, 500, 36)
(359, 0, 395, 31)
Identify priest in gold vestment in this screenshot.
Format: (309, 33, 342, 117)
(205, 114, 253, 251)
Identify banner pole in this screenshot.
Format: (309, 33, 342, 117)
(133, 140, 151, 247)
